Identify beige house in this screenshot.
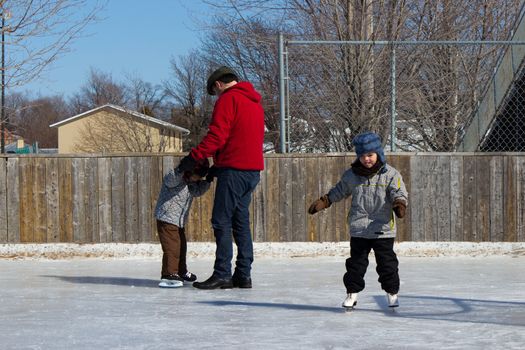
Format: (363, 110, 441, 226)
(50, 104, 190, 154)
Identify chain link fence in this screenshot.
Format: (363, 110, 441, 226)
(478, 63, 525, 151)
(279, 39, 525, 153)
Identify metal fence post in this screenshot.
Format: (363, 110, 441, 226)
(390, 44, 397, 151)
(278, 32, 287, 153)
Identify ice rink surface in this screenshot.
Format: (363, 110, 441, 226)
(1, 255, 524, 350)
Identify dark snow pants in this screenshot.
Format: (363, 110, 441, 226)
(343, 236, 399, 294)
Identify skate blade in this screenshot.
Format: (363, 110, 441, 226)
(342, 301, 357, 311)
(158, 281, 183, 288)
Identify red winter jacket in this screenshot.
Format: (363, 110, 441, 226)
(190, 81, 265, 170)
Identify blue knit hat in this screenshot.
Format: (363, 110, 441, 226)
(352, 132, 386, 165)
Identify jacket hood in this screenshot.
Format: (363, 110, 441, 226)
(223, 81, 261, 103)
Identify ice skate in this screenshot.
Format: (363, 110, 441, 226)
(387, 293, 399, 308)
(158, 274, 184, 288)
(342, 293, 358, 310)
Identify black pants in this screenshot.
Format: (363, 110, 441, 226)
(343, 237, 399, 294)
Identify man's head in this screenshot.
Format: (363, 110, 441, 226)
(352, 132, 386, 168)
(206, 66, 239, 96)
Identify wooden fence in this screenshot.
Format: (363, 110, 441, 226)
(1, 153, 524, 243)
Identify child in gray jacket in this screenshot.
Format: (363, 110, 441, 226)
(155, 158, 211, 288)
(308, 132, 408, 309)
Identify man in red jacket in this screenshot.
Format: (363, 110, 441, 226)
(178, 66, 265, 289)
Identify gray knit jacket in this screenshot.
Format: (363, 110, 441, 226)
(327, 164, 408, 239)
(154, 168, 211, 228)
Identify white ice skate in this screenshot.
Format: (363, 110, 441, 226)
(387, 293, 399, 308)
(158, 279, 183, 288)
(342, 293, 358, 310)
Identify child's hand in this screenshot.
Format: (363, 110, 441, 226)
(308, 195, 331, 214)
(393, 199, 407, 218)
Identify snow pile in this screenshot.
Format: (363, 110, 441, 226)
(395, 242, 525, 257)
(0, 241, 524, 260)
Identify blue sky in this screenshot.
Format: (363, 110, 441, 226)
(13, 0, 209, 98)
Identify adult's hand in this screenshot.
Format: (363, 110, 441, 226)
(178, 154, 197, 173)
(205, 166, 218, 183)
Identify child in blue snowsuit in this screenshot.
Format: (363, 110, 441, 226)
(308, 132, 408, 309)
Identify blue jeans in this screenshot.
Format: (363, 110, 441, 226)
(211, 168, 260, 279)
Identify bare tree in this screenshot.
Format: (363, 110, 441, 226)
(69, 68, 127, 113)
(2, 0, 105, 88)
(0, 0, 104, 152)
(164, 51, 214, 149)
(125, 73, 168, 118)
(201, 0, 392, 151)
(200, 17, 282, 151)
(200, 0, 522, 152)
(396, 0, 522, 151)
(7, 93, 68, 147)
(282, 0, 392, 151)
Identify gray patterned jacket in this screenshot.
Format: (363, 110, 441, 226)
(327, 164, 408, 239)
(154, 168, 211, 228)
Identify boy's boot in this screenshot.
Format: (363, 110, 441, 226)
(342, 293, 358, 309)
(387, 293, 399, 308)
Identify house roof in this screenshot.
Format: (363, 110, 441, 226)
(49, 104, 190, 135)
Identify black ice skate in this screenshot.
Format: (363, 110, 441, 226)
(181, 272, 197, 283)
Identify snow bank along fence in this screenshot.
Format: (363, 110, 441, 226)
(1, 153, 524, 244)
